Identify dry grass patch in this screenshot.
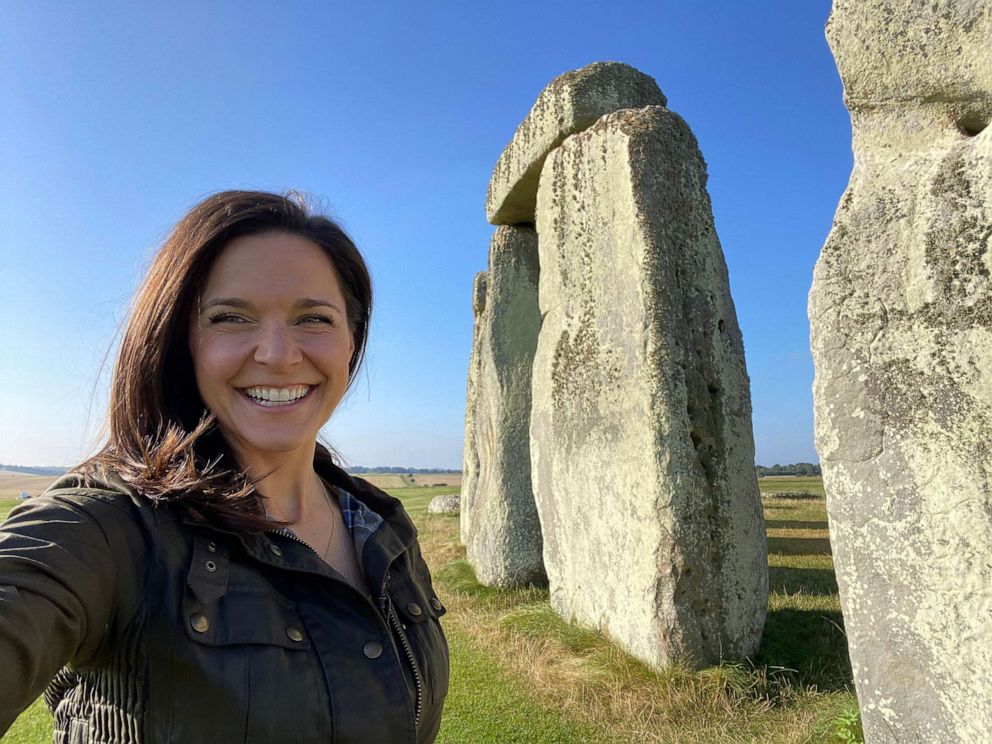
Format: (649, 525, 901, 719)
(408, 491, 857, 744)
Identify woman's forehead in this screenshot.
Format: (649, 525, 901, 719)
(201, 232, 345, 303)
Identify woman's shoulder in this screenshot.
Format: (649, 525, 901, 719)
(16, 467, 178, 535)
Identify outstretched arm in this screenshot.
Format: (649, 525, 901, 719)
(0, 493, 142, 734)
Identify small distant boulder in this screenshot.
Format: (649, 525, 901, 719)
(428, 494, 460, 515)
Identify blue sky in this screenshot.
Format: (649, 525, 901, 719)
(0, 1, 848, 469)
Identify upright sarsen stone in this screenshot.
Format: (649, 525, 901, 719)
(810, 2, 992, 740)
(465, 226, 545, 587)
(486, 61, 666, 225)
(460, 271, 487, 546)
(531, 106, 767, 669)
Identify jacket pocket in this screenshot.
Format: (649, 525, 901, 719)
(389, 574, 450, 704)
(183, 587, 313, 649)
(174, 538, 327, 743)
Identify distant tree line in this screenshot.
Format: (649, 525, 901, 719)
(755, 462, 821, 477)
(346, 466, 461, 474)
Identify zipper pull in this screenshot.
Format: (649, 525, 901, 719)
(378, 570, 391, 612)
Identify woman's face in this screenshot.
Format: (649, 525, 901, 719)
(188, 231, 355, 467)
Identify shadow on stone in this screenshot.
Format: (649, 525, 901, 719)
(755, 607, 852, 693)
(768, 566, 839, 596)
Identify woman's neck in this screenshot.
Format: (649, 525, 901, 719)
(237, 444, 324, 524)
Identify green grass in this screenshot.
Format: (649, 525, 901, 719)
(4, 477, 857, 743)
(1, 498, 22, 521)
(758, 476, 825, 497)
(386, 486, 459, 519)
(412, 476, 857, 743)
(3, 697, 51, 743)
(437, 624, 604, 743)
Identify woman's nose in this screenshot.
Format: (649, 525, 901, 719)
(253, 323, 302, 367)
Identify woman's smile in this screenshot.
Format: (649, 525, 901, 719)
(240, 384, 313, 407)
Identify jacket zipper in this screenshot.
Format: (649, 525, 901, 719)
(269, 527, 320, 553)
(268, 532, 424, 727)
(380, 570, 424, 726)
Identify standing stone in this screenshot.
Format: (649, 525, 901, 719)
(486, 61, 667, 226)
(464, 226, 545, 587)
(460, 272, 487, 545)
(810, 2, 992, 740)
(531, 105, 767, 669)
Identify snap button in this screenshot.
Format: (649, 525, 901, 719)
(204, 560, 217, 573)
(269, 544, 283, 557)
(430, 597, 442, 611)
(207, 541, 217, 553)
(286, 627, 304, 642)
(407, 602, 423, 617)
(363, 641, 383, 659)
(190, 613, 210, 633)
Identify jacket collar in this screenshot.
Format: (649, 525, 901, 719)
(315, 460, 418, 594)
(177, 459, 418, 597)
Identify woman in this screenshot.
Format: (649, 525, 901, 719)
(0, 191, 449, 743)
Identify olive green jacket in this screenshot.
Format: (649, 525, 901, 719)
(0, 462, 449, 743)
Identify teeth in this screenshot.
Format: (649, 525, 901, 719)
(244, 385, 310, 405)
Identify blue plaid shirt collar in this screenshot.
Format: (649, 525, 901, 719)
(332, 485, 384, 559)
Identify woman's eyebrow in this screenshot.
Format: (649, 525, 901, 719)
(199, 297, 344, 313)
(200, 297, 254, 311)
(295, 298, 345, 313)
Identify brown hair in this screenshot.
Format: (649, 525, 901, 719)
(82, 190, 372, 529)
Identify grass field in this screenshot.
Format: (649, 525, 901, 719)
(0, 474, 58, 502)
(2, 476, 856, 743)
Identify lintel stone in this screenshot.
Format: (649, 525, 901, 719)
(485, 61, 666, 225)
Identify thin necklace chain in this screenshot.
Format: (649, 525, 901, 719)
(319, 481, 337, 562)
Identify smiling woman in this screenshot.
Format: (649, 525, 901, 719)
(0, 191, 449, 743)
(189, 233, 356, 474)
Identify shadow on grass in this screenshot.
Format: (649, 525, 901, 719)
(768, 566, 838, 596)
(436, 559, 549, 610)
(756, 607, 851, 692)
(765, 519, 828, 531)
(767, 536, 832, 556)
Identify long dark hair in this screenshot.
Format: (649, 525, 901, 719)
(82, 191, 372, 529)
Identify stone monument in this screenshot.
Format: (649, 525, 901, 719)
(810, 2, 992, 740)
(460, 272, 487, 545)
(463, 226, 545, 587)
(467, 61, 767, 669)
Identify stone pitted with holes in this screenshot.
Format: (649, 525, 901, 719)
(464, 226, 545, 587)
(810, 2, 992, 740)
(485, 62, 666, 225)
(427, 494, 460, 515)
(530, 103, 766, 670)
(459, 272, 487, 545)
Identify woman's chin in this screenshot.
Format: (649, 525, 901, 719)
(226, 435, 318, 465)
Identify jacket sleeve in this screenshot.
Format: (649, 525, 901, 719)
(0, 492, 144, 734)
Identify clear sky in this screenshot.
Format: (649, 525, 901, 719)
(0, 0, 848, 470)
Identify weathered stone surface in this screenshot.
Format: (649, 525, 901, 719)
(464, 225, 545, 587)
(485, 61, 666, 226)
(427, 493, 460, 515)
(459, 271, 487, 545)
(531, 105, 767, 669)
(810, 4, 992, 740)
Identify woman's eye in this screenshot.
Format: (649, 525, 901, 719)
(206, 312, 249, 325)
(299, 314, 334, 325)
